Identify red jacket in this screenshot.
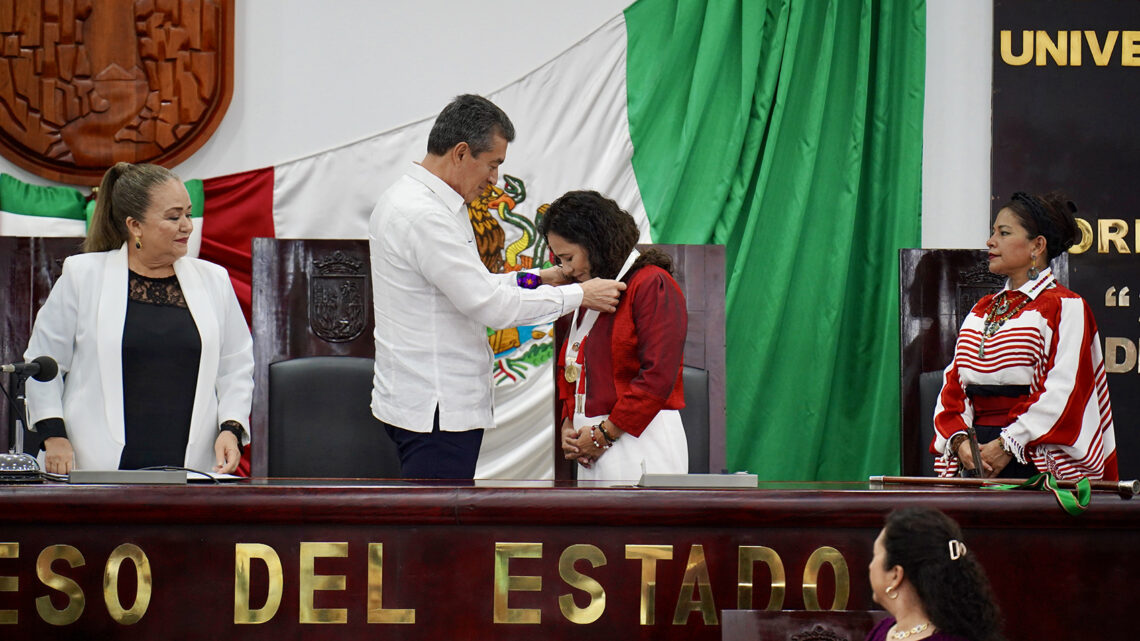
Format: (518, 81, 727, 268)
(556, 264, 686, 436)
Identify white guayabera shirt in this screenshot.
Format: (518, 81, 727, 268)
(368, 162, 583, 433)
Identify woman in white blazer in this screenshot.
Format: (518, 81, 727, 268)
(23, 163, 253, 474)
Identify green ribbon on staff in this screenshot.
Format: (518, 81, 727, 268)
(987, 473, 1091, 516)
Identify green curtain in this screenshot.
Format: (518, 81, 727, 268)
(625, 0, 925, 480)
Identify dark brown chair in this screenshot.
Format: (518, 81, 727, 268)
(898, 248, 1068, 475)
(251, 238, 377, 476)
(0, 237, 84, 455)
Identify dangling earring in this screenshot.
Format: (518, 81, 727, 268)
(1027, 253, 1039, 280)
(135, 236, 142, 250)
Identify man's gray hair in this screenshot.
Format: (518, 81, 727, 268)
(426, 94, 515, 156)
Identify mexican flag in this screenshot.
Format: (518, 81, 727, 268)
(0, 0, 924, 481)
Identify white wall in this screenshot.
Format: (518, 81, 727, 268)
(0, 0, 992, 248)
(922, 0, 992, 249)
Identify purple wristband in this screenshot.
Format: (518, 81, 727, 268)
(516, 272, 542, 289)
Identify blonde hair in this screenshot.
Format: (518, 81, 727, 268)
(83, 162, 179, 253)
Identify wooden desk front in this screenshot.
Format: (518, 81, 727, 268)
(0, 481, 1135, 640)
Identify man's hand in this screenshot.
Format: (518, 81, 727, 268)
(579, 278, 627, 313)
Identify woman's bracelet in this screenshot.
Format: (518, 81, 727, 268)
(997, 432, 1014, 456)
(597, 421, 618, 445)
(590, 425, 610, 450)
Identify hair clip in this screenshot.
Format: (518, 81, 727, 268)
(948, 539, 967, 560)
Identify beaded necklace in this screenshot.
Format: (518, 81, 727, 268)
(977, 291, 1030, 358)
(890, 622, 930, 639)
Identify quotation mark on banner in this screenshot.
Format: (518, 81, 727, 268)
(1105, 286, 1131, 308)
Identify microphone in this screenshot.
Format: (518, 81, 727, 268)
(1, 356, 58, 382)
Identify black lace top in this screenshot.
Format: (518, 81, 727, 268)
(118, 270, 201, 469)
(127, 270, 189, 308)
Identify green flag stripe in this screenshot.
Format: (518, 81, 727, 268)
(185, 179, 205, 218)
(0, 173, 87, 220)
(2, 174, 204, 227)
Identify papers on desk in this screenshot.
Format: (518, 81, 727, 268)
(60, 469, 247, 484)
(68, 470, 187, 484)
(638, 473, 758, 488)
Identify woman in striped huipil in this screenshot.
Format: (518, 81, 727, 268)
(931, 192, 1117, 480)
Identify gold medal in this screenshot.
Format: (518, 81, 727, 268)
(564, 363, 580, 383)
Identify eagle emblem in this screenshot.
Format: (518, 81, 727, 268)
(466, 175, 556, 384)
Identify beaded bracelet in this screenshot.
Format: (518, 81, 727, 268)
(590, 425, 610, 450)
(597, 422, 617, 445)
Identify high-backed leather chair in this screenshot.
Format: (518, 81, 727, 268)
(680, 365, 711, 473)
(267, 356, 400, 478)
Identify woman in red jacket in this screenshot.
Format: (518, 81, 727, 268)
(540, 190, 688, 481)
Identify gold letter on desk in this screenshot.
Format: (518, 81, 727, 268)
(35, 545, 85, 625)
(737, 546, 786, 611)
(625, 544, 673, 625)
(367, 543, 415, 624)
(673, 544, 718, 625)
(493, 542, 542, 624)
(0, 543, 17, 624)
(558, 544, 606, 624)
(234, 543, 283, 624)
(0, 540, 17, 620)
(802, 546, 850, 611)
(103, 544, 152, 624)
(299, 542, 348, 624)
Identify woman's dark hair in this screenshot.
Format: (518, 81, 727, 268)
(882, 507, 1004, 641)
(84, 162, 178, 253)
(426, 94, 515, 156)
(539, 190, 672, 279)
(1004, 191, 1080, 261)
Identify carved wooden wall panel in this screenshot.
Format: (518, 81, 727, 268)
(0, 0, 234, 185)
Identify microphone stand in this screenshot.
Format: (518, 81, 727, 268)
(0, 371, 42, 482)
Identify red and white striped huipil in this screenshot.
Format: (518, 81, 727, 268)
(932, 267, 1117, 480)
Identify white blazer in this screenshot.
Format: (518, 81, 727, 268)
(23, 245, 254, 471)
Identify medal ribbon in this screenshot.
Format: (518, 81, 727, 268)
(565, 249, 640, 415)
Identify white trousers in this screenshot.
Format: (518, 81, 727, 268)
(575, 410, 688, 482)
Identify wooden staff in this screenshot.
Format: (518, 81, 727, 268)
(868, 475, 1140, 499)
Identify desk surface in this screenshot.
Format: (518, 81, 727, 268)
(1, 481, 1135, 640)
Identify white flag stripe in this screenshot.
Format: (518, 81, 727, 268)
(0, 210, 85, 237)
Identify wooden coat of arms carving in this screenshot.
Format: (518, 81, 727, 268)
(0, 0, 234, 185)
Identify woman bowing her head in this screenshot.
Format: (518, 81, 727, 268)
(931, 191, 1116, 480)
(540, 190, 688, 481)
(24, 162, 254, 475)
